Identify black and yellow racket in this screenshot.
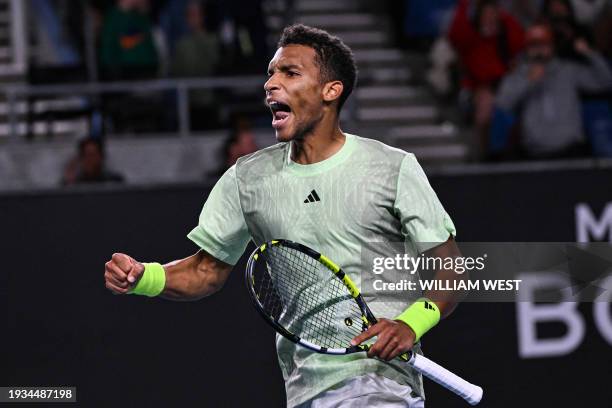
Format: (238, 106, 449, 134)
(245, 239, 483, 405)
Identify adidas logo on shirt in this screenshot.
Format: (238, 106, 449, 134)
(424, 301, 435, 311)
(304, 190, 321, 203)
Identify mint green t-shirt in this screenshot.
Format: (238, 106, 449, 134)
(188, 133, 456, 407)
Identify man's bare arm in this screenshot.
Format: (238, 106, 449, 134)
(161, 251, 233, 301)
(104, 250, 233, 301)
(423, 236, 467, 318)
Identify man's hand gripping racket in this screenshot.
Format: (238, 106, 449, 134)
(245, 240, 483, 405)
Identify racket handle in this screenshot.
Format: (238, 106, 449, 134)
(409, 353, 483, 405)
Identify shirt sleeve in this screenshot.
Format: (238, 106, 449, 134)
(573, 52, 612, 93)
(394, 154, 456, 253)
(187, 165, 251, 265)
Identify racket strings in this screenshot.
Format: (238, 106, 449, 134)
(253, 245, 364, 349)
(275, 251, 345, 345)
(270, 247, 360, 347)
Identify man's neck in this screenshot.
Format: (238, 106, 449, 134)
(290, 119, 345, 165)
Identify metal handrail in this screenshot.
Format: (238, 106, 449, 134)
(0, 0, 27, 76)
(1, 75, 265, 139)
(0, 75, 264, 95)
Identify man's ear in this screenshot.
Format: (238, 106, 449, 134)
(322, 80, 344, 104)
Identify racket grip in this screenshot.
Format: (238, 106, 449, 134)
(409, 353, 483, 405)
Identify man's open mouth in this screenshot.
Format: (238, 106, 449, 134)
(269, 101, 292, 129)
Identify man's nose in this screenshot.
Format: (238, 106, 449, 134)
(264, 75, 280, 93)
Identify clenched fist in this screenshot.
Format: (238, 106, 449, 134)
(104, 253, 145, 294)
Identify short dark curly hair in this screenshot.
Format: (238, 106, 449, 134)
(278, 24, 357, 112)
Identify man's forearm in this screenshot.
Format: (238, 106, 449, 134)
(425, 267, 468, 319)
(423, 237, 468, 319)
(496, 68, 533, 112)
(391, 238, 465, 345)
(584, 52, 612, 89)
(160, 250, 232, 301)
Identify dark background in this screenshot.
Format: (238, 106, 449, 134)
(2, 167, 611, 407)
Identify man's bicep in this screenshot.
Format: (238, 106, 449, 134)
(394, 154, 456, 253)
(187, 166, 251, 266)
(195, 249, 234, 286)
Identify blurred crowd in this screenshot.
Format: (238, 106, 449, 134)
(32, 0, 270, 79)
(29, 0, 270, 134)
(31, 0, 262, 186)
(396, 0, 612, 161)
(90, 0, 269, 80)
(29, 0, 612, 165)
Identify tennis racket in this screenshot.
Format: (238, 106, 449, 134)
(245, 239, 483, 405)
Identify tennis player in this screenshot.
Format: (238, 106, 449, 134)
(104, 24, 465, 407)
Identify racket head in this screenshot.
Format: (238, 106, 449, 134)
(245, 239, 376, 355)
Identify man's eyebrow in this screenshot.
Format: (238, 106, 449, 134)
(268, 63, 302, 74)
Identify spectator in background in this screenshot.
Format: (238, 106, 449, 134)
(62, 138, 124, 185)
(566, 0, 612, 61)
(159, 0, 192, 55)
(568, 0, 610, 26)
(213, 0, 269, 73)
(539, 0, 591, 61)
(448, 0, 525, 157)
(224, 116, 258, 168)
(210, 115, 258, 179)
(496, 24, 612, 159)
(591, 2, 612, 60)
(99, 0, 159, 80)
(171, 0, 220, 129)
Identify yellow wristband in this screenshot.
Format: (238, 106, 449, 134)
(129, 263, 166, 297)
(394, 298, 440, 342)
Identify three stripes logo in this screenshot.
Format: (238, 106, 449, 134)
(424, 301, 435, 311)
(304, 190, 321, 204)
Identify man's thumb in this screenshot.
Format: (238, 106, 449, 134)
(127, 262, 144, 284)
